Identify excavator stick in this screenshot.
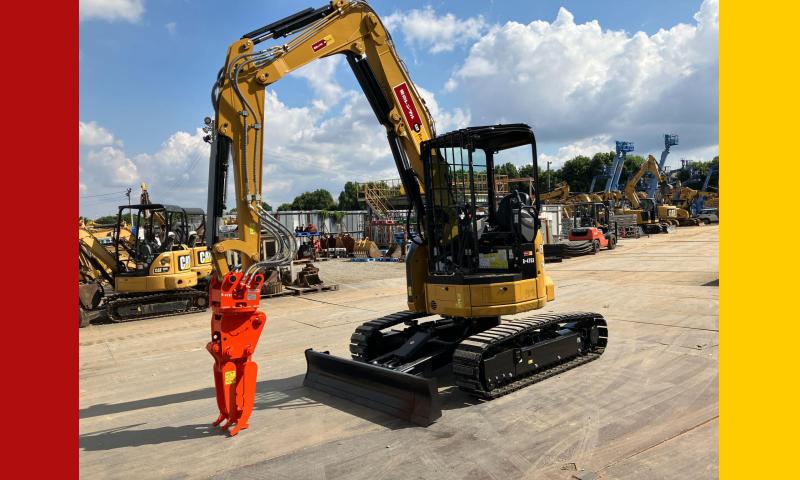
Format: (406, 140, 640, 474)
(304, 349, 441, 426)
(206, 272, 266, 436)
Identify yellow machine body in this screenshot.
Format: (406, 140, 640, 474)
(413, 231, 554, 317)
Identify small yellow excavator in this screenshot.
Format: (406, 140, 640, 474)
(616, 155, 672, 234)
(202, 0, 607, 433)
(78, 204, 209, 327)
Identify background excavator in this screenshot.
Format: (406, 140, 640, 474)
(616, 154, 673, 234)
(78, 203, 210, 327)
(203, 0, 607, 434)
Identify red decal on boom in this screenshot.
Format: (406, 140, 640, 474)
(311, 39, 327, 52)
(393, 82, 422, 133)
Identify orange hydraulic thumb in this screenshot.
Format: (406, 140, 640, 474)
(206, 271, 266, 436)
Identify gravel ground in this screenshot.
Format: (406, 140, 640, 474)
(311, 258, 406, 286)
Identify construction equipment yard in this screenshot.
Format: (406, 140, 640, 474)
(79, 225, 718, 479)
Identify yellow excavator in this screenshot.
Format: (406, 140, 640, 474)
(540, 181, 570, 202)
(203, 0, 607, 432)
(140, 183, 214, 285)
(616, 155, 672, 234)
(78, 203, 209, 327)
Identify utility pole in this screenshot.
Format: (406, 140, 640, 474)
(125, 187, 133, 226)
(546, 160, 552, 191)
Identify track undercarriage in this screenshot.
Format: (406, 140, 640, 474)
(304, 310, 607, 425)
(79, 284, 209, 325)
(106, 290, 209, 322)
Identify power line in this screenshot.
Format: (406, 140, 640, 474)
(79, 190, 128, 199)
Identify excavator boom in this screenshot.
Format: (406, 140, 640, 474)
(623, 154, 664, 209)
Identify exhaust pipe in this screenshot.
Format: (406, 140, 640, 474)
(303, 349, 441, 426)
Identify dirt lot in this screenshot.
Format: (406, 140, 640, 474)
(79, 225, 718, 479)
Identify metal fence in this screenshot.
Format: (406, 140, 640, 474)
(269, 210, 368, 236)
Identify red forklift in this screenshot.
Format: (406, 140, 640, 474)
(568, 202, 618, 253)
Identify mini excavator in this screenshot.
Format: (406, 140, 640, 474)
(204, 1, 607, 434)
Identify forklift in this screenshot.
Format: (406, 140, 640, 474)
(567, 202, 618, 252)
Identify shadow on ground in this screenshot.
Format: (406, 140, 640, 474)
(80, 370, 482, 451)
(80, 423, 221, 451)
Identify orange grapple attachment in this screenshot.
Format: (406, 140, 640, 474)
(206, 271, 266, 436)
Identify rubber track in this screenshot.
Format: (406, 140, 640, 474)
(452, 311, 607, 399)
(349, 310, 430, 360)
(106, 290, 208, 322)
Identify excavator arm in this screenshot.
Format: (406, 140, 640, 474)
(204, 1, 442, 435)
(540, 181, 570, 202)
(207, 0, 436, 279)
(623, 154, 664, 209)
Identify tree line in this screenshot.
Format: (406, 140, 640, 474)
(497, 151, 719, 194)
(84, 153, 719, 222)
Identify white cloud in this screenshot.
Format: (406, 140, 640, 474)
(383, 6, 487, 54)
(165, 22, 177, 35)
(80, 0, 144, 23)
(133, 129, 210, 196)
(79, 121, 210, 216)
(540, 135, 613, 168)
(85, 146, 139, 186)
(79, 121, 116, 146)
(290, 56, 345, 112)
(78, 79, 477, 217)
(415, 86, 470, 133)
(445, 0, 718, 156)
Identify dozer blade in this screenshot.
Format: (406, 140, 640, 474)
(303, 349, 441, 426)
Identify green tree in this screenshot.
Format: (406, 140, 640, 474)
(338, 181, 361, 210)
(584, 151, 615, 191)
(289, 189, 337, 210)
(494, 162, 519, 178)
(619, 154, 645, 187)
(536, 165, 563, 192)
(277, 203, 294, 211)
(560, 155, 594, 192)
(94, 215, 118, 225)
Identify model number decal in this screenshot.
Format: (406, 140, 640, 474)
(522, 257, 536, 265)
(311, 35, 334, 52)
(393, 82, 422, 133)
(178, 255, 191, 271)
(198, 250, 212, 264)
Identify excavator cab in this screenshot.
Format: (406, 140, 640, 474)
(422, 125, 540, 279)
(113, 204, 197, 291)
(182, 207, 213, 285)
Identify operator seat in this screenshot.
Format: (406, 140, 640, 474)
(496, 191, 536, 242)
(161, 232, 176, 252)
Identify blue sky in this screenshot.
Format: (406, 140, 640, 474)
(79, 0, 718, 217)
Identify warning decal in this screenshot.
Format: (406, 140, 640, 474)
(224, 370, 236, 385)
(311, 35, 334, 52)
(393, 82, 422, 133)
